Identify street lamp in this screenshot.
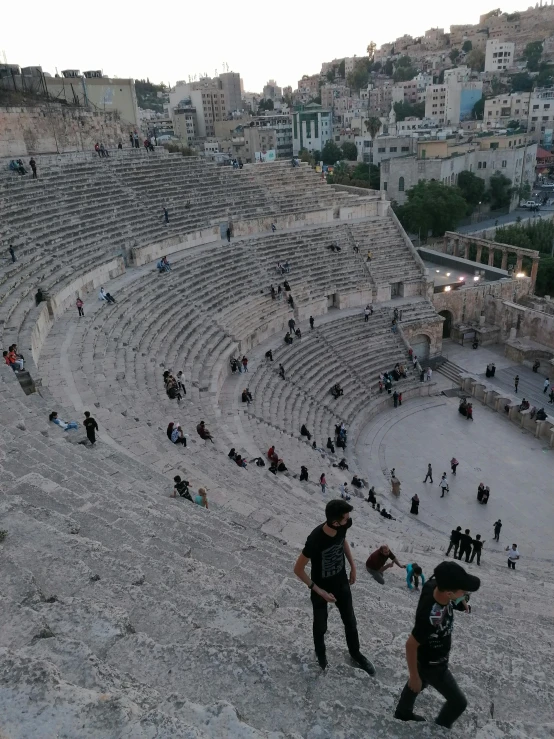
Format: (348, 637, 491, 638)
(478, 201, 482, 219)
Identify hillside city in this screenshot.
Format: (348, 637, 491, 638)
(2, 4, 554, 739)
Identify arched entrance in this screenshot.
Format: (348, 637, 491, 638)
(410, 334, 431, 360)
(439, 310, 453, 339)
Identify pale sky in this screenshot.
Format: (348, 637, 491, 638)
(3, 0, 521, 92)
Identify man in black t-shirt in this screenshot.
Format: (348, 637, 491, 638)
(446, 526, 462, 557)
(294, 499, 375, 675)
(83, 411, 98, 445)
(394, 561, 480, 728)
(457, 529, 473, 563)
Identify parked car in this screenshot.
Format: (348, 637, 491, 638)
(520, 200, 541, 210)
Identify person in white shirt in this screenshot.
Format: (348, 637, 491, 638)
(427, 367, 433, 382)
(506, 544, 520, 570)
(439, 473, 449, 498)
(339, 483, 351, 501)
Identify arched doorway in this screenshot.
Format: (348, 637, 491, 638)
(410, 334, 431, 360)
(439, 310, 453, 339)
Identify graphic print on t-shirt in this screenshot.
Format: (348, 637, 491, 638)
(321, 541, 345, 579)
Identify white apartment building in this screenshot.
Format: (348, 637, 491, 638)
(354, 134, 415, 164)
(170, 80, 227, 137)
(484, 92, 531, 126)
(425, 76, 482, 126)
(484, 88, 554, 146)
(263, 80, 282, 100)
(484, 40, 515, 72)
(292, 104, 332, 155)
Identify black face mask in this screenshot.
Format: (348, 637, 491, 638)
(329, 518, 353, 531)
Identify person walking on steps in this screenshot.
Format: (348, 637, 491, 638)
(8, 246, 16, 263)
(493, 519, 502, 542)
(446, 527, 462, 557)
(457, 529, 473, 563)
(293, 499, 376, 675)
(506, 544, 520, 569)
(394, 561, 480, 727)
(226, 227, 231, 243)
(76, 297, 84, 317)
(423, 463, 433, 483)
(366, 545, 405, 585)
(83, 411, 98, 445)
(469, 535, 484, 566)
(514, 375, 519, 393)
(310, 316, 315, 330)
(544, 377, 550, 394)
(29, 157, 37, 179)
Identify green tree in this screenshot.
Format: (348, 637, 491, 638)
(449, 48, 461, 63)
(367, 41, 376, 60)
(535, 256, 554, 296)
(507, 119, 521, 129)
(472, 96, 485, 120)
(351, 162, 380, 189)
(326, 69, 335, 82)
(510, 72, 534, 92)
(394, 180, 468, 238)
(462, 40, 473, 53)
(518, 182, 531, 201)
(257, 98, 274, 112)
(487, 172, 513, 210)
(393, 100, 425, 121)
(364, 116, 382, 140)
(482, 8, 502, 21)
(523, 41, 543, 72)
(347, 59, 370, 91)
(536, 62, 554, 87)
(341, 141, 358, 160)
(383, 60, 394, 76)
(338, 59, 346, 78)
(467, 49, 485, 72)
(457, 170, 487, 210)
(321, 140, 343, 165)
(393, 57, 416, 83)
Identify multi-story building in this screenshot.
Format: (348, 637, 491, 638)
(527, 88, 554, 147)
(484, 88, 554, 147)
(354, 134, 415, 164)
(484, 40, 515, 73)
(172, 105, 198, 144)
(263, 79, 282, 101)
(425, 73, 482, 126)
(424, 28, 447, 50)
(214, 114, 293, 160)
(382, 133, 536, 207)
(169, 79, 227, 137)
(219, 72, 242, 114)
(484, 92, 531, 127)
(292, 103, 332, 155)
(368, 83, 394, 115)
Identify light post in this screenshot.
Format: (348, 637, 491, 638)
(478, 201, 481, 221)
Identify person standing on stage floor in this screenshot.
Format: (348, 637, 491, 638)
(394, 561, 480, 726)
(76, 297, 84, 317)
(493, 519, 502, 542)
(506, 543, 520, 569)
(83, 411, 98, 445)
(514, 374, 519, 393)
(450, 457, 459, 475)
(457, 529, 473, 563)
(423, 463, 433, 483)
(293, 499, 375, 675)
(446, 526, 462, 557)
(469, 534, 484, 566)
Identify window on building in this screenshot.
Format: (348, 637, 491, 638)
(398, 176, 405, 191)
(478, 161, 482, 169)
(383, 181, 388, 190)
(482, 162, 487, 168)
(401, 146, 409, 152)
(378, 147, 386, 152)
(532, 116, 538, 121)
(502, 160, 507, 168)
(533, 105, 539, 110)
(389, 146, 397, 152)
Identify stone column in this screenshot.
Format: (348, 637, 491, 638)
(515, 253, 523, 273)
(475, 245, 483, 263)
(463, 242, 469, 260)
(501, 250, 508, 270)
(488, 248, 495, 266)
(530, 258, 539, 291)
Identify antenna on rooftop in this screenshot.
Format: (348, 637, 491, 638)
(2, 49, 7, 64)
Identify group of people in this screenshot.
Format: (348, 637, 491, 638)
(3, 344, 24, 372)
(230, 355, 248, 373)
(99, 287, 116, 304)
(476, 483, 491, 505)
(166, 421, 187, 447)
(458, 398, 473, 420)
(9, 158, 37, 178)
(94, 142, 111, 158)
(156, 256, 171, 273)
(228, 448, 248, 468)
(446, 527, 486, 565)
(294, 499, 481, 729)
(330, 382, 343, 399)
(270, 282, 292, 300)
(267, 445, 287, 474)
(276, 261, 290, 274)
(485, 362, 496, 378)
(163, 370, 186, 402)
(171, 476, 209, 508)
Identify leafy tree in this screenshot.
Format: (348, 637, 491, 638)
(257, 98, 274, 112)
(535, 256, 554, 296)
(510, 72, 534, 92)
(351, 162, 380, 189)
(332, 161, 350, 177)
(396, 56, 412, 68)
(487, 172, 513, 210)
(482, 8, 502, 21)
(507, 119, 521, 129)
(383, 60, 394, 76)
(326, 69, 335, 82)
(341, 141, 358, 161)
(518, 182, 531, 201)
(462, 40, 473, 53)
(449, 49, 461, 63)
(536, 62, 554, 88)
(338, 59, 346, 78)
(467, 49, 486, 72)
(393, 100, 425, 121)
(393, 57, 416, 83)
(347, 59, 370, 91)
(472, 96, 485, 120)
(457, 170, 487, 209)
(394, 180, 467, 238)
(367, 41, 376, 60)
(321, 140, 343, 165)
(312, 150, 321, 164)
(308, 95, 321, 105)
(523, 41, 543, 72)
(372, 61, 382, 73)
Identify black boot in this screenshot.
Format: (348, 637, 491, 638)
(351, 653, 375, 676)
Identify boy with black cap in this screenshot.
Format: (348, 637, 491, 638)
(294, 499, 375, 675)
(394, 561, 480, 728)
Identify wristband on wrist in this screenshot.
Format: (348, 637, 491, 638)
(308, 581, 315, 590)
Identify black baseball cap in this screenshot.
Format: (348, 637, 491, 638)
(434, 561, 481, 593)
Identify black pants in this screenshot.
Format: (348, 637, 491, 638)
(311, 582, 360, 659)
(396, 662, 467, 728)
(457, 546, 471, 563)
(494, 532, 500, 542)
(86, 429, 96, 445)
(446, 540, 459, 557)
(508, 559, 516, 569)
(469, 549, 480, 565)
(424, 472, 433, 483)
(31, 169, 37, 179)
(78, 306, 84, 317)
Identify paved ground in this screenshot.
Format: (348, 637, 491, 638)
(357, 387, 554, 562)
(457, 206, 554, 234)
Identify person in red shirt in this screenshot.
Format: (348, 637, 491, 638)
(366, 545, 404, 585)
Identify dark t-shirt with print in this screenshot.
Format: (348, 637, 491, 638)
(302, 523, 348, 590)
(411, 578, 454, 666)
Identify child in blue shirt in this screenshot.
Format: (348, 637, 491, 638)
(406, 563, 425, 590)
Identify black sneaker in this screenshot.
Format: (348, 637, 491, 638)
(394, 710, 426, 722)
(317, 654, 328, 670)
(352, 653, 375, 676)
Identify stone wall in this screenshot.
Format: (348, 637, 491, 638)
(484, 295, 554, 347)
(0, 105, 132, 158)
(432, 278, 531, 325)
(401, 319, 443, 357)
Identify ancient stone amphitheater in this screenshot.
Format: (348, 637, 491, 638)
(1, 149, 551, 738)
